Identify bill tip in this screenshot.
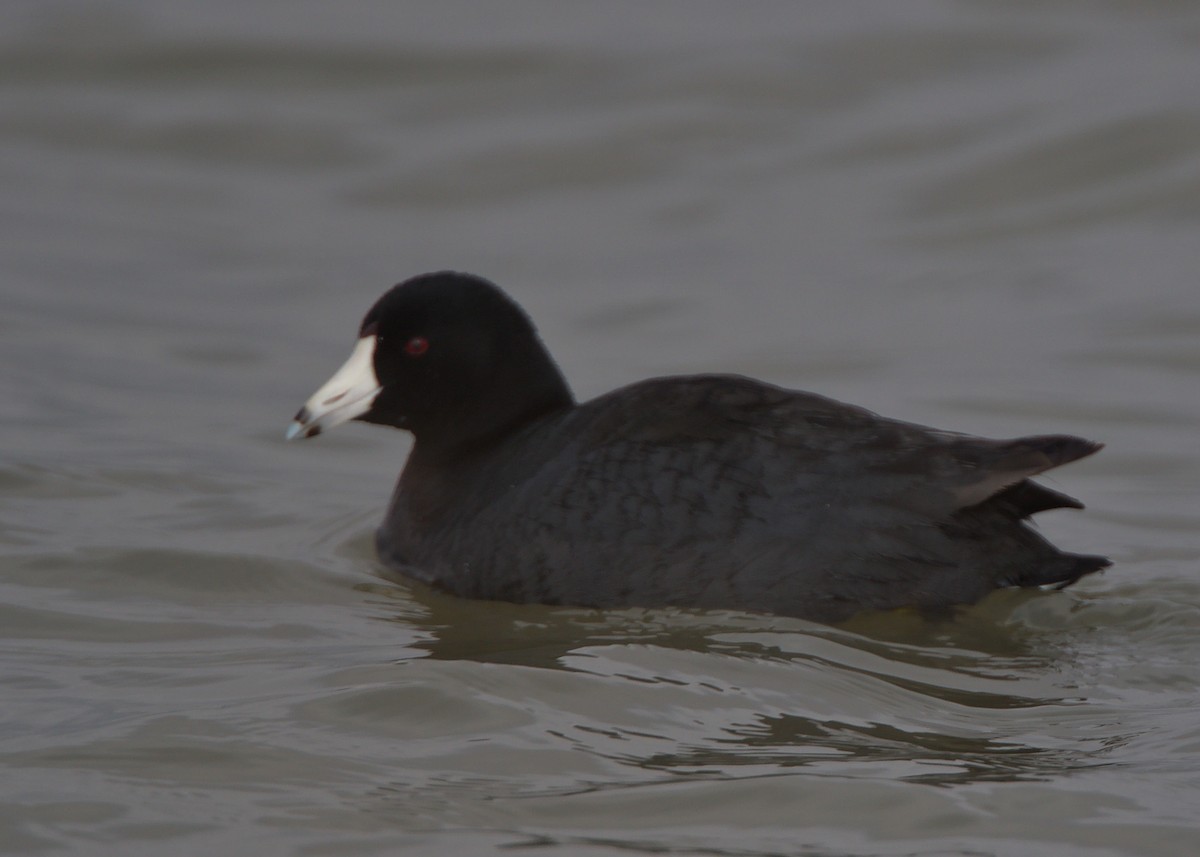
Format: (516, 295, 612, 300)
(285, 421, 314, 441)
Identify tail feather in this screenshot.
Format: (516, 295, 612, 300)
(994, 480, 1085, 518)
(1022, 436, 1105, 469)
(953, 436, 1103, 509)
(1020, 552, 1111, 590)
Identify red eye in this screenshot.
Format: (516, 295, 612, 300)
(404, 336, 429, 357)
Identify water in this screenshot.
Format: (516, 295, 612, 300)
(3, 2, 1199, 855)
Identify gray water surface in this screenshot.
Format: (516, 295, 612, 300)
(3, 3, 1200, 856)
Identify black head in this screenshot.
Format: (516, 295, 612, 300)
(287, 271, 574, 458)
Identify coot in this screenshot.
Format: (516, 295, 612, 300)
(287, 271, 1107, 622)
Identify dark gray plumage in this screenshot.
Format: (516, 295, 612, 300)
(290, 271, 1108, 623)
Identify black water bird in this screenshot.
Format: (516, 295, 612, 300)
(287, 271, 1107, 622)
